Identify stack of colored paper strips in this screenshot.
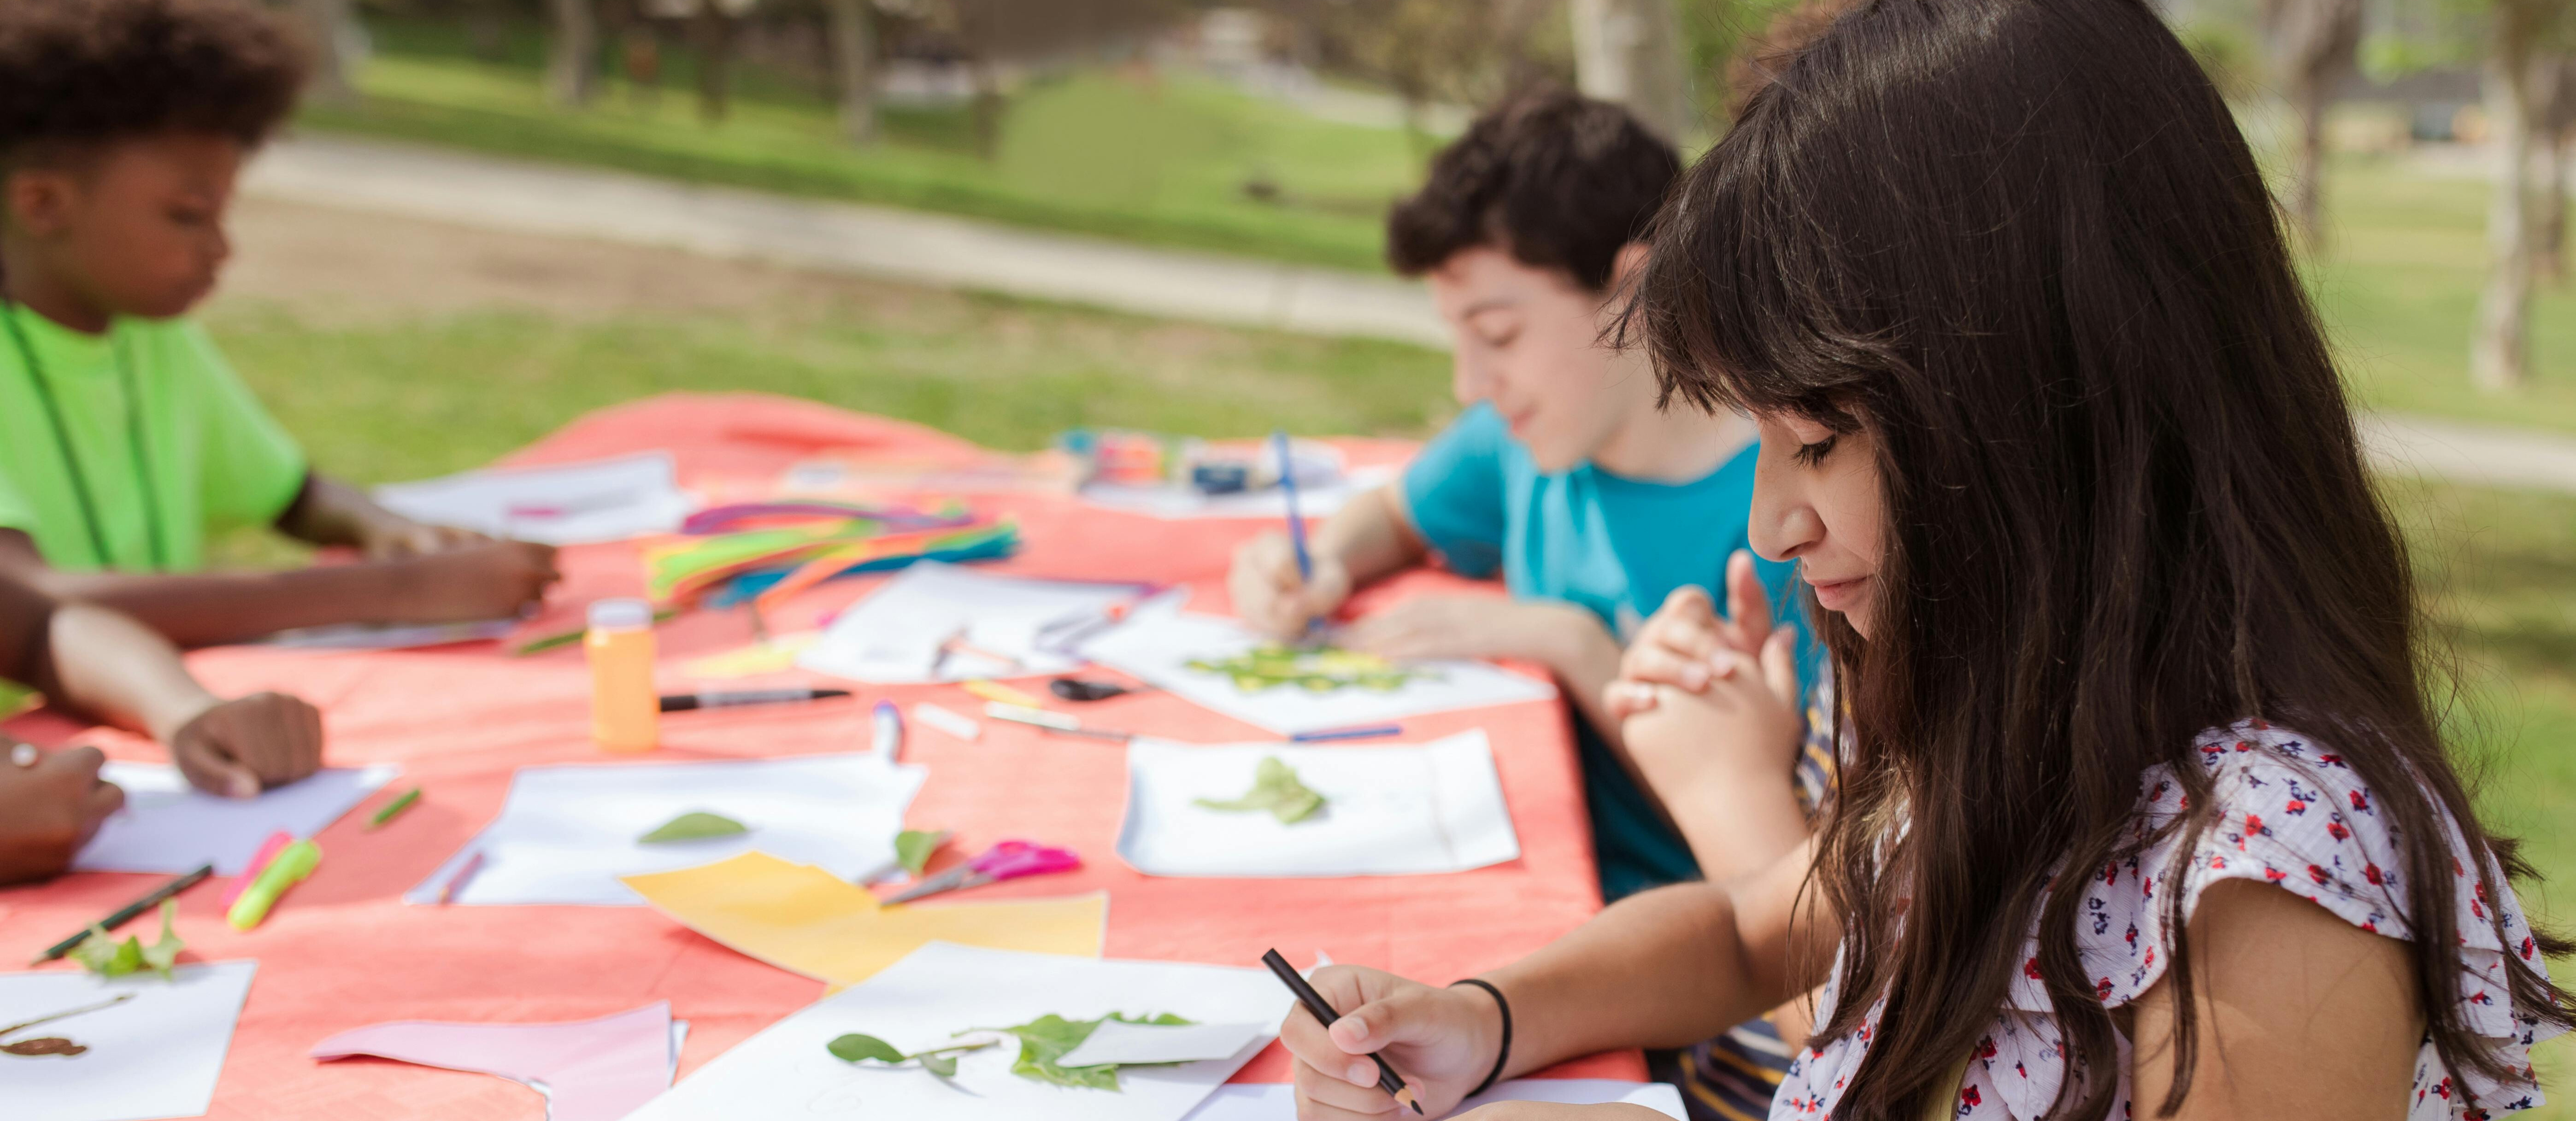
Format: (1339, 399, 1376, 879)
(642, 500, 1020, 609)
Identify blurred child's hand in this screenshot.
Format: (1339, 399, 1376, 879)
(166, 693, 324, 799)
(356, 514, 490, 561)
(0, 744, 124, 884)
(1229, 531, 1354, 639)
(390, 540, 561, 623)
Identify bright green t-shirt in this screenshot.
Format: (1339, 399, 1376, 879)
(0, 303, 307, 572)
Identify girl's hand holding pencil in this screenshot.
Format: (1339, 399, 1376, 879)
(1277, 964, 1499, 1120)
(1229, 531, 1354, 641)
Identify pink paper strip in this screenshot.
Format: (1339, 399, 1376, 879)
(311, 1001, 674, 1121)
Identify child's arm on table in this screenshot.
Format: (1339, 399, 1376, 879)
(274, 470, 488, 559)
(0, 528, 559, 648)
(43, 599, 324, 797)
(1281, 837, 1832, 1121)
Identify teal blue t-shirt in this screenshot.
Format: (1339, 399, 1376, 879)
(1401, 401, 1805, 900)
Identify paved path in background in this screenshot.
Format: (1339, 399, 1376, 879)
(245, 134, 2576, 495)
(244, 134, 1449, 348)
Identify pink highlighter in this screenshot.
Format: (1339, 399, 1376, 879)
(222, 831, 295, 908)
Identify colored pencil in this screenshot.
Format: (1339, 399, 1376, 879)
(367, 787, 423, 830)
(437, 851, 487, 906)
(1291, 724, 1405, 743)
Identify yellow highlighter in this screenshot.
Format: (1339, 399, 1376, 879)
(226, 839, 320, 931)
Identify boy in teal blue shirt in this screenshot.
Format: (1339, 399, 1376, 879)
(1228, 90, 1813, 902)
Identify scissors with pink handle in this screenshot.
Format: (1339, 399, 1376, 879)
(883, 839, 1081, 904)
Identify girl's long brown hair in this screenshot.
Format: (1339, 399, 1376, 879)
(1624, 1, 2571, 1117)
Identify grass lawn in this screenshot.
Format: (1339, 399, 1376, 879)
(303, 19, 1420, 273)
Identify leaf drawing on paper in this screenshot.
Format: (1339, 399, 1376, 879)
(0, 992, 133, 1058)
(637, 811, 750, 844)
(70, 901, 183, 980)
(894, 829, 952, 877)
(1194, 757, 1327, 824)
(824, 1032, 993, 1079)
(1185, 645, 1431, 693)
(962, 1011, 1196, 1091)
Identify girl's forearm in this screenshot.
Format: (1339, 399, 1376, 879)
(42, 601, 218, 741)
(1314, 485, 1429, 587)
(1481, 882, 1778, 1072)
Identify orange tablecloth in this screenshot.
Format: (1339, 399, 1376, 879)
(0, 393, 1642, 1118)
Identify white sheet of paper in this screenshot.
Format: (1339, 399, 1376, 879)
(1055, 1019, 1270, 1068)
(628, 943, 1290, 1121)
(1078, 466, 1398, 521)
(797, 561, 1161, 684)
(372, 452, 693, 545)
(0, 960, 259, 1121)
(77, 764, 400, 875)
(1118, 733, 1520, 878)
(405, 754, 925, 906)
(1181, 1080, 1686, 1119)
(1077, 601, 1554, 735)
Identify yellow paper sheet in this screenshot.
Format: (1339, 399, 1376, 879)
(679, 633, 820, 679)
(622, 851, 1105, 986)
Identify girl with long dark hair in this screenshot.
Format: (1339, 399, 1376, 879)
(1275, 1, 2570, 1118)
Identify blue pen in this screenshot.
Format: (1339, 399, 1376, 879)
(871, 699, 905, 763)
(1274, 430, 1317, 636)
(1291, 724, 1404, 743)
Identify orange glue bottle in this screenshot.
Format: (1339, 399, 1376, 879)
(586, 598, 658, 752)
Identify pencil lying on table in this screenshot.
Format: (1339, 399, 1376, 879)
(1261, 948, 1423, 1115)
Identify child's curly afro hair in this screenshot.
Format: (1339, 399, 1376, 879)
(0, 0, 309, 165)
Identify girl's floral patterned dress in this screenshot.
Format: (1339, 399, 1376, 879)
(1773, 722, 2560, 1121)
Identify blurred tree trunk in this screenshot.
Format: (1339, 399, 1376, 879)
(548, 0, 600, 106)
(694, 5, 737, 124)
(1569, 0, 1694, 142)
(293, 0, 360, 106)
(827, 0, 879, 145)
(2472, 0, 2551, 392)
(2262, 0, 2364, 248)
(2537, 55, 2571, 281)
(968, 56, 1005, 159)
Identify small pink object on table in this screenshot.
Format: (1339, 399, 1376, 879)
(221, 831, 294, 908)
(310, 1001, 677, 1121)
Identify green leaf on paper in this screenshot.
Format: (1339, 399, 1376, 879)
(638, 811, 749, 844)
(1194, 757, 1326, 824)
(895, 829, 952, 877)
(1185, 645, 1430, 693)
(827, 1033, 906, 1064)
(70, 900, 186, 981)
(967, 1011, 1195, 1091)
(824, 1033, 993, 1078)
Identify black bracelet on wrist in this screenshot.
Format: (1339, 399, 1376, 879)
(1451, 978, 1512, 1099)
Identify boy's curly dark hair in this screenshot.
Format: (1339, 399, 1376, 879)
(0, 0, 309, 166)
(1385, 88, 1680, 294)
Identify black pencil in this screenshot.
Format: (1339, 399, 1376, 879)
(1261, 948, 1423, 1115)
(31, 863, 214, 965)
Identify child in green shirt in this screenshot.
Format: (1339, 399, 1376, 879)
(0, 0, 559, 647)
(0, 569, 328, 883)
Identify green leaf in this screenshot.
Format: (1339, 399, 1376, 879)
(638, 811, 749, 844)
(895, 829, 951, 877)
(1193, 757, 1327, 824)
(70, 925, 147, 979)
(968, 1011, 1197, 1091)
(139, 900, 183, 980)
(920, 1052, 959, 1078)
(827, 1033, 906, 1064)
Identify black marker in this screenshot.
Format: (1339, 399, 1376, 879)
(658, 687, 852, 712)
